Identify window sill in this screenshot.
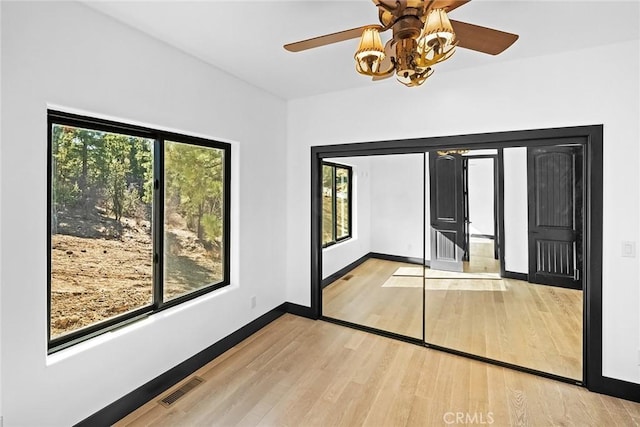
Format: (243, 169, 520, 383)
(47, 311, 153, 363)
(322, 236, 353, 250)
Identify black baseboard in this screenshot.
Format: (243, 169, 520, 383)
(321, 253, 370, 288)
(369, 252, 428, 266)
(323, 252, 429, 288)
(75, 304, 292, 427)
(539, 281, 582, 291)
(504, 271, 582, 291)
(591, 376, 640, 404)
(503, 271, 528, 281)
(281, 302, 316, 319)
(77, 248, 432, 426)
(74, 296, 640, 424)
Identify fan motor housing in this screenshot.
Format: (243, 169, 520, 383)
(392, 14, 423, 41)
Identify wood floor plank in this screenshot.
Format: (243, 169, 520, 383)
(116, 315, 640, 427)
(485, 358, 511, 425)
(326, 256, 583, 380)
(361, 344, 412, 426)
(405, 395, 436, 426)
(324, 259, 423, 339)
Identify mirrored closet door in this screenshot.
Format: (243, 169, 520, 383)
(321, 154, 425, 340)
(424, 147, 584, 381)
(319, 142, 585, 382)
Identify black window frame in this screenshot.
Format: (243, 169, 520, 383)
(47, 110, 231, 352)
(322, 161, 352, 248)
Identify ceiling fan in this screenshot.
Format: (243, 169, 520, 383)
(284, 0, 519, 87)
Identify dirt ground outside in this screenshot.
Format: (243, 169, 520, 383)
(50, 212, 222, 339)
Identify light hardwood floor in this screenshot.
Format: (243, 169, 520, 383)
(425, 276, 582, 380)
(465, 237, 500, 274)
(116, 314, 639, 426)
(323, 250, 583, 380)
(323, 258, 424, 339)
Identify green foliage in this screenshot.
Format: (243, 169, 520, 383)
(323, 164, 333, 190)
(165, 141, 224, 245)
(102, 133, 131, 221)
(51, 126, 84, 208)
(201, 213, 222, 250)
(322, 164, 335, 245)
(130, 138, 154, 205)
(51, 124, 153, 225)
(122, 186, 144, 219)
(51, 124, 223, 249)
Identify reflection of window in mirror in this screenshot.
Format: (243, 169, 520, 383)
(322, 162, 352, 247)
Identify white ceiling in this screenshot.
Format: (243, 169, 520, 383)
(84, 0, 639, 100)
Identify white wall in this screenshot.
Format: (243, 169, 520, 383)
(0, 2, 287, 425)
(0, 1, 3, 421)
(370, 154, 425, 260)
(286, 39, 640, 383)
(503, 148, 529, 273)
(322, 157, 371, 279)
(323, 153, 430, 280)
(468, 158, 495, 237)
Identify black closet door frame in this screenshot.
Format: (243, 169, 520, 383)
(311, 125, 606, 396)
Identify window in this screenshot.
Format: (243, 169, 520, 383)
(48, 111, 230, 351)
(322, 162, 352, 247)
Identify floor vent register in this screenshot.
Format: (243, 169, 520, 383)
(158, 376, 205, 408)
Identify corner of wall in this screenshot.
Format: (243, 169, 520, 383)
(0, 0, 4, 419)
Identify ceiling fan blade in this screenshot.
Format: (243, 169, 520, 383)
(450, 20, 518, 55)
(284, 25, 381, 52)
(374, 0, 470, 13)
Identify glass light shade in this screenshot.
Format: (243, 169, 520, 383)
(354, 27, 385, 75)
(397, 67, 433, 87)
(417, 8, 455, 54)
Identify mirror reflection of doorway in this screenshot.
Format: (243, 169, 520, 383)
(425, 147, 583, 381)
(465, 155, 499, 275)
(319, 138, 587, 383)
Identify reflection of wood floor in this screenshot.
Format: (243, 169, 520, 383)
(323, 256, 583, 380)
(323, 258, 423, 339)
(117, 315, 640, 426)
(465, 237, 500, 274)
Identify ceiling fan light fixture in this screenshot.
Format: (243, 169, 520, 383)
(284, 0, 520, 89)
(354, 26, 385, 75)
(396, 67, 433, 87)
(394, 38, 433, 87)
(417, 8, 456, 56)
